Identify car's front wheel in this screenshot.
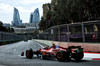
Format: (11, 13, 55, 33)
(26, 48, 33, 59)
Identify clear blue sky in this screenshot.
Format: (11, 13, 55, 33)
(0, 0, 51, 24)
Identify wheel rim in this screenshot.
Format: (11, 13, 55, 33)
(57, 53, 62, 59)
(26, 50, 29, 57)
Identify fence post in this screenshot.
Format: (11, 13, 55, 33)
(67, 25, 69, 42)
(58, 26, 60, 41)
(82, 23, 85, 42)
(53, 29, 54, 41)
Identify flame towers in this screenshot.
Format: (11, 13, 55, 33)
(12, 7, 22, 26)
(29, 8, 40, 26)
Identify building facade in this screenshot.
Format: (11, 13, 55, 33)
(42, 0, 58, 18)
(51, 0, 58, 11)
(42, 3, 50, 18)
(13, 27, 37, 34)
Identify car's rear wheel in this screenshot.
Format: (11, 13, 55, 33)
(56, 51, 70, 62)
(56, 52, 63, 61)
(42, 55, 47, 59)
(26, 49, 33, 59)
(72, 50, 84, 61)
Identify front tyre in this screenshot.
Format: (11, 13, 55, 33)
(26, 49, 33, 59)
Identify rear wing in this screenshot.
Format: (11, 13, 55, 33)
(67, 46, 83, 53)
(68, 46, 82, 49)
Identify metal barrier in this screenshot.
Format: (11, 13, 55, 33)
(36, 20, 100, 43)
(0, 32, 24, 42)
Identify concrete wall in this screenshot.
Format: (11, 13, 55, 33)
(34, 39, 100, 52)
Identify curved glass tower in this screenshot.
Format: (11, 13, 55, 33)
(29, 8, 40, 24)
(33, 8, 40, 23)
(13, 7, 22, 26)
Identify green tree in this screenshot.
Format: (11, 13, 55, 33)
(39, 16, 47, 30)
(56, 0, 68, 24)
(86, 0, 100, 20)
(0, 21, 8, 32)
(39, 0, 100, 30)
(11, 28, 14, 32)
(0, 21, 3, 25)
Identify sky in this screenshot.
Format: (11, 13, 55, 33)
(0, 0, 51, 24)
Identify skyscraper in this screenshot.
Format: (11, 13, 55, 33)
(29, 13, 33, 23)
(29, 8, 40, 24)
(33, 8, 40, 23)
(12, 7, 22, 26)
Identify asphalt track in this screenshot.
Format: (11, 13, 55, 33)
(0, 40, 100, 66)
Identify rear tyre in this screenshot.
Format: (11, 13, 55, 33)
(42, 55, 47, 59)
(72, 50, 84, 61)
(76, 52, 84, 61)
(56, 52, 63, 61)
(26, 49, 33, 59)
(56, 51, 70, 62)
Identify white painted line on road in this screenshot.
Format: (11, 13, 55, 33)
(82, 57, 92, 60)
(14, 49, 16, 51)
(18, 55, 26, 57)
(34, 55, 37, 57)
(84, 53, 100, 58)
(18, 55, 37, 57)
(36, 42, 44, 48)
(82, 53, 100, 60)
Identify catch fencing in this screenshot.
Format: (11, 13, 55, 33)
(36, 20, 100, 43)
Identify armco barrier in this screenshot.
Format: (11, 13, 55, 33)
(0, 32, 24, 42)
(34, 39, 100, 52)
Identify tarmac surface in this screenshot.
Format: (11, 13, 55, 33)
(0, 40, 100, 66)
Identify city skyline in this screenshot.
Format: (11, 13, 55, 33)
(0, 0, 51, 24)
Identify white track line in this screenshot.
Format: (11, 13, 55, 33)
(82, 53, 100, 60)
(36, 42, 44, 48)
(18, 55, 26, 57)
(14, 49, 16, 51)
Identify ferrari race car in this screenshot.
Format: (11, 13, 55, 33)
(21, 44, 84, 61)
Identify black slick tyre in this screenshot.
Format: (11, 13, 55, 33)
(72, 50, 84, 61)
(56, 51, 68, 62)
(42, 55, 47, 59)
(26, 49, 33, 59)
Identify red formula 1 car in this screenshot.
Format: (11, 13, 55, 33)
(21, 44, 84, 61)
